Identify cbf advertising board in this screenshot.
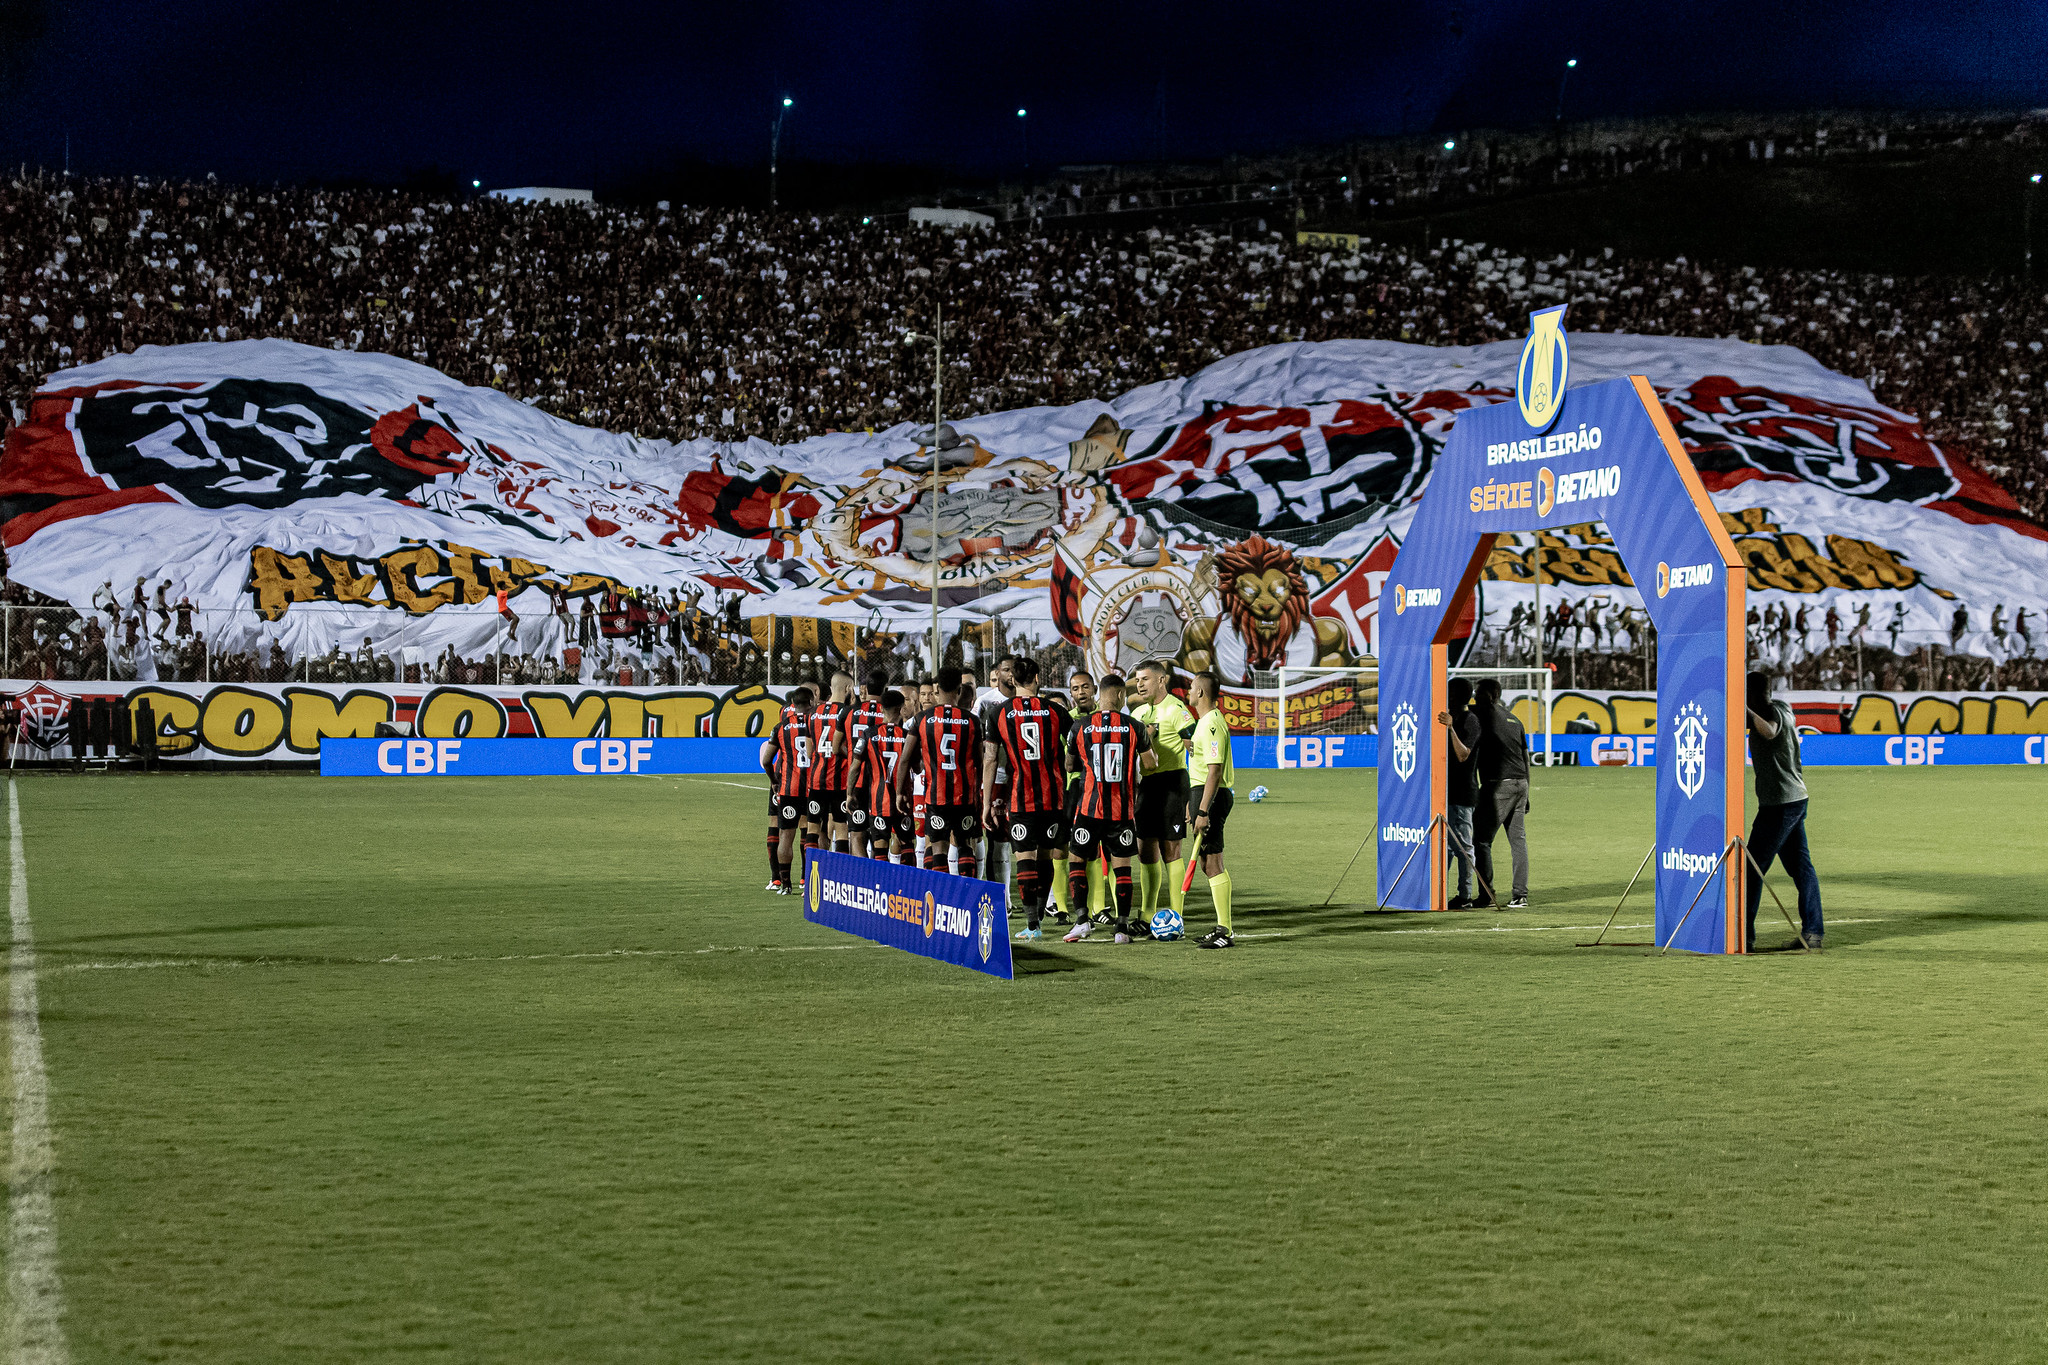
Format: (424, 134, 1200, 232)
(1376, 308, 1748, 952)
(802, 850, 1013, 981)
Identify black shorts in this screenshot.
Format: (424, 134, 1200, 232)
(1137, 771, 1190, 841)
(925, 805, 980, 839)
(1001, 808, 1066, 853)
(1191, 786, 1233, 856)
(1068, 816, 1137, 859)
(771, 794, 804, 830)
(846, 805, 886, 839)
(805, 790, 847, 824)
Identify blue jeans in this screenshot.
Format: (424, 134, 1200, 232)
(1446, 803, 1476, 899)
(1746, 800, 1823, 947)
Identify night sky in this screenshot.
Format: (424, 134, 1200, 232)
(1, 0, 2044, 190)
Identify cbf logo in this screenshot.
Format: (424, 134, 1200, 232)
(1390, 702, 1420, 781)
(1672, 701, 1711, 799)
(1517, 304, 1569, 430)
(976, 895, 995, 964)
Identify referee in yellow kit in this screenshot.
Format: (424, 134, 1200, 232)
(1187, 671, 1236, 949)
(1131, 659, 1194, 925)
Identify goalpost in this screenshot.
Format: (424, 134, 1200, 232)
(1256, 664, 1554, 765)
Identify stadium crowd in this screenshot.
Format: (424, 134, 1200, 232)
(2, 137, 2046, 524)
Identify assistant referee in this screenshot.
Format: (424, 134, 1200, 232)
(1131, 659, 1194, 923)
(1186, 671, 1235, 949)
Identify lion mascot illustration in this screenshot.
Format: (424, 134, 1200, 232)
(1184, 534, 1348, 683)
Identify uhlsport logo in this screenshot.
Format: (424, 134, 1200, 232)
(1390, 702, 1420, 781)
(976, 894, 995, 963)
(1656, 561, 1715, 598)
(1672, 700, 1711, 799)
(1517, 304, 1569, 430)
(1392, 585, 1441, 616)
(1536, 466, 1556, 517)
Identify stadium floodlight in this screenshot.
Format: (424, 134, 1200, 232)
(782, 97, 793, 108)
(471, 180, 481, 189)
(1443, 140, 1456, 151)
(1567, 58, 1577, 67)
(1017, 108, 1026, 117)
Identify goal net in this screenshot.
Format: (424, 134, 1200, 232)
(1243, 664, 1557, 767)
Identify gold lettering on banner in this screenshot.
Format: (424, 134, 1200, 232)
(526, 691, 611, 738)
(415, 688, 508, 739)
(285, 689, 393, 753)
(244, 543, 631, 619)
(197, 687, 288, 757)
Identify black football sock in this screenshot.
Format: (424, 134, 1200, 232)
(1113, 866, 1134, 929)
(775, 860, 791, 887)
(1068, 862, 1090, 916)
(833, 839, 849, 854)
(766, 831, 780, 881)
(894, 849, 913, 866)
(923, 844, 945, 873)
(1016, 862, 1042, 929)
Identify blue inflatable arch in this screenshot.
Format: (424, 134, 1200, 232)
(1374, 325, 1749, 953)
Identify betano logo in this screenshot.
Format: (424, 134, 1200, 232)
(1392, 584, 1442, 615)
(1517, 304, 1569, 430)
(1536, 466, 1555, 517)
(1655, 561, 1715, 597)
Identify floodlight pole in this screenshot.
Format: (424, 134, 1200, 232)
(770, 97, 793, 208)
(930, 302, 944, 674)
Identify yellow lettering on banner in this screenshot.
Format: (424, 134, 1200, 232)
(1901, 698, 1961, 735)
(1609, 696, 1658, 735)
(1959, 697, 1993, 735)
(1550, 693, 1613, 734)
(248, 547, 326, 621)
(316, 553, 385, 607)
(198, 687, 287, 757)
(284, 689, 392, 753)
(642, 694, 717, 737)
(443, 544, 496, 606)
(1991, 696, 2048, 734)
(716, 684, 782, 737)
(1718, 507, 1780, 536)
(607, 695, 647, 741)
(1733, 536, 1826, 593)
(383, 545, 458, 615)
(416, 688, 508, 738)
(1824, 535, 1921, 591)
(127, 688, 201, 755)
(1846, 696, 1903, 735)
(525, 691, 610, 738)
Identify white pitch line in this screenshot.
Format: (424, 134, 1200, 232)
(7, 781, 69, 1365)
(682, 778, 769, 791)
(46, 942, 876, 974)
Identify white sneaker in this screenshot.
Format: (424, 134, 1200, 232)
(1063, 920, 1095, 943)
(1114, 931, 1133, 945)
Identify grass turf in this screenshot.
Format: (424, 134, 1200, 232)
(8, 766, 2047, 1363)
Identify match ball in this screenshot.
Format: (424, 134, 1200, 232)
(1150, 908, 1185, 941)
(1248, 785, 1269, 803)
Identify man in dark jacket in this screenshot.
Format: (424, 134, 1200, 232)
(1437, 678, 1484, 908)
(1471, 678, 1530, 908)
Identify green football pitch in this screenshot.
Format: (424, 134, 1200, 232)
(5, 766, 2046, 1363)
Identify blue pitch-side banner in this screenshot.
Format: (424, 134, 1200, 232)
(801, 849, 1013, 980)
(1561, 732, 2048, 767)
(320, 736, 771, 775)
(1377, 326, 1747, 951)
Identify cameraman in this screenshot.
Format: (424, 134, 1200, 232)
(1745, 672, 1824, 951)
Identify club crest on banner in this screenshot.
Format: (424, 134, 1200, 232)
(1390, 702, 1419, 781)
(1673, 701, 1711, 799)
(10, 684, 70, 750)
(1517, 305, 1569, 430)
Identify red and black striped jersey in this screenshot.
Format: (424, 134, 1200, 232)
(807, 700, 849, 791)
(990, 695, 1070, 813)
(1070, 709, 1151, 822)
(851, 722, 910, 818)
(910, 705, 981, 807)
(840, 698, 888, 770)
(768, 711, 812, 799)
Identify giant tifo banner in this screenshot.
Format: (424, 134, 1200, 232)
(3, 678, 2042, 764)
(2, 335, 2044, 721)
